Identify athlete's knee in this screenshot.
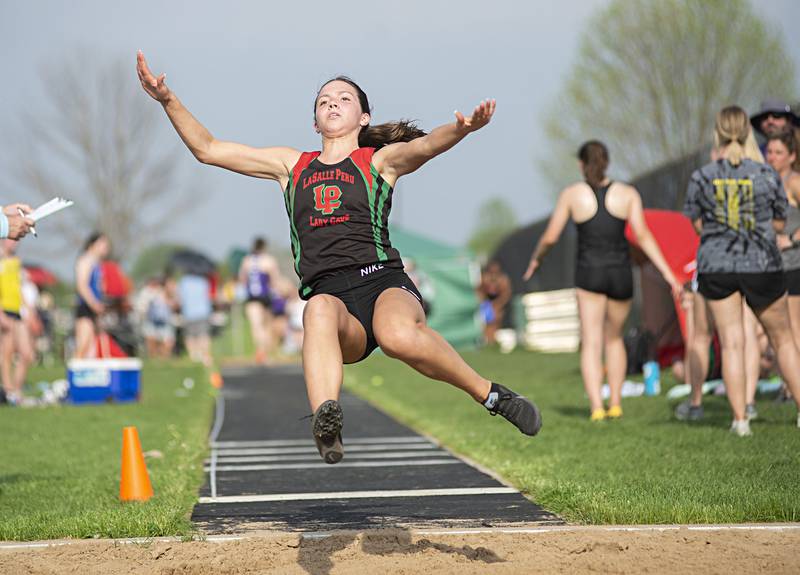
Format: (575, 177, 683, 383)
(718, 330, 744, 351)
(375, 322, 423, 359)
(303, 295, 342, 327)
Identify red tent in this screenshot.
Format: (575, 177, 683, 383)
(624, 209, 699, 285)
(101, 260, 132, 299)
(624, 209, 699, 358)
(24, 265, 58, 287)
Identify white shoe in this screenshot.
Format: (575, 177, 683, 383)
(730, 419, 752, 437)
(796, 413, 800, 429)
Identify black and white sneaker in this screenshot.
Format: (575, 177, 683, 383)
(484, 383, 542, 436)
(312, 400, 344, 464)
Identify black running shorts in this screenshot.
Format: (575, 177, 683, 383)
(575, 265, 633, 301)
(786, 268, 800, 297)
(697, 271, 786, 310)
(75, 301, 97, 321)
(310, 265, 424, 363)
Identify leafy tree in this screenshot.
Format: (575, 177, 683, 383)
(540, 0, 796, 199)
(6, 53, 203, 261)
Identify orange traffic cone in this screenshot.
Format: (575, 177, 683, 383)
(119, 426, 154, 502)
(209, 371, 223, 389)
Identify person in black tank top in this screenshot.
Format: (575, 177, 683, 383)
(574, 182, 634, 301)
(524, 141, 681, 422)
(138, 54, 542, 465)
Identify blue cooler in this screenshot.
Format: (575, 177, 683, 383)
(67, 358, 142, 404)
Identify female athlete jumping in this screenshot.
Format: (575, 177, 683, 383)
(137, 52, 541, 462)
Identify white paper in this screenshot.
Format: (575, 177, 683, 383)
(29, 197, 74, 222)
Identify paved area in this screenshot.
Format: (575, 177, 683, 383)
(192, 364, 561, 533)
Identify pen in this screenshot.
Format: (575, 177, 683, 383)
(18, 208, 37, 238)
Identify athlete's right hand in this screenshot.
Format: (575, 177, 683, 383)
(137, 51, 171, 103)
(523, 258, 539, 281)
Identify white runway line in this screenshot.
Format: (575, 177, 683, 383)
(213, 443, 438, 456)
(204, 459, 461, 472)
(205, 450, 452, 464)
(211, 436, 430, 448)
(208, 393, 226, 500)
(198, 486, 519, 504)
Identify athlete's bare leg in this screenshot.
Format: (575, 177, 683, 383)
(687, 293, 712, 406)
(755, 295, 800, 411)
(576, 289, 608, 413)
(1, 328, 14, 396)
(245, 301, 273, 363)
(12, 320, 34, 395)
(742, 302, 760, 405)
(371, 288, 491, 402)
(787, 296, 800, 398)
(604, 297, 633, 411)
(706, 293, 746, 421)
(302, 294, 367, 411)
(74, 318, 96, 359)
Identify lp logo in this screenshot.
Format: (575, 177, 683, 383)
(313, 185, 343, 215)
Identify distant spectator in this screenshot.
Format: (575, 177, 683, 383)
(477, 261, 511, 345)
(136, 277, 175, 359)
(239, 237, 281, 364)
(178, 273, 213, 368)
(404, 258, 434, 315)
(750, 99, 799, 155)
(767, 131, 800, 393)
(684, 105, 800, 436)
(74, 232, 110, 358)
(0, 240, 35, 404)
(526, 140, 681, 421)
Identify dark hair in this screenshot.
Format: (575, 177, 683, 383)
(83, 231, 105, 252)
(577, 140, 609, 188)
(315, 76, 427, 150)
(767, 130, 797, 156)
(252, 237, 267, 253)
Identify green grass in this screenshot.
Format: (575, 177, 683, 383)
(344, 349, 800, 525)
(0, 360, 215, 540)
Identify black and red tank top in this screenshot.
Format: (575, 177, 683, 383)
(283, 147, 403, 297)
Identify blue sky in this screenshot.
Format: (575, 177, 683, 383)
(1, 0, 798, 277)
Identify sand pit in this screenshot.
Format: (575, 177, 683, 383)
(1, 525, 798, 574)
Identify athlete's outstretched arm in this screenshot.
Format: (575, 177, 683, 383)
(523, 188, 572, 280)
(374, 99, 495, 182)
(136, 51, 299, 181)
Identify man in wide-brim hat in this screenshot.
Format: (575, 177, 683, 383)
(750, 98, 800, 137)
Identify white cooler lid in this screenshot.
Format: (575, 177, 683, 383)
(68, 358, 143, 370)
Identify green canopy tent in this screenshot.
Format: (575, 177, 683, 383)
(389, 225, 481, 348)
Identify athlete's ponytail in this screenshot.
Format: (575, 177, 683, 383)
(359, 120, 427, 149)
(714, 106, 750, 166)
(315, 76, 427, 150)
(577, 140, 609, 189)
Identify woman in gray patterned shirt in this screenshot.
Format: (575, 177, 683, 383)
(684, 106, 800, 436)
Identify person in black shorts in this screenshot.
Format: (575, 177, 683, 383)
(524, 141, 681, 421)
(683, 105, 800, 436)
(137, 52, 542, 463)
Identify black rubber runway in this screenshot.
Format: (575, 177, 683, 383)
(191, 365, 561, 533)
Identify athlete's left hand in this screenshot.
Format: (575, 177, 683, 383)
(668, 279, 684, 302)
(777, 233, 792, 250)
(455, 99, 496, 133)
